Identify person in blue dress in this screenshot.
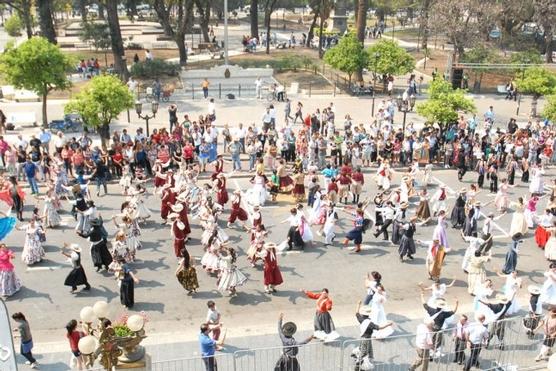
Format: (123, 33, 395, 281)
(342, 208, 366, 253)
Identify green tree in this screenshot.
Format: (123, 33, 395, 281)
(4, 14, 23, 37)
(516, 67, 556, 117)
(543, 94, 556, 122)
(80, 22, 112, 66)
(416, 79, 476, 129)
(0, 37, 71, 127)
(510, 49, 543, 74)
(324, 33, 369, 84)
(366, 39, 415, 76)
(65, 75, 134, 150)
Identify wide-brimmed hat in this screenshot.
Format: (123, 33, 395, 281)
(358, 305, 373, 316)
(282, 321, 297, 337)
(401, 176, 410, 182)
(90, 218, 102, 226)
(176, 192, 188, 202)
(512, 232, 523, 241)
(171, 203, 184, 212)
(474, 201, 481, 207)
(528, 285, 541, 295)
(459, 188, 467, 194)
(400, 202, 409, 209)
(70, 243, 81, 253)
(434, 298, 447, 309)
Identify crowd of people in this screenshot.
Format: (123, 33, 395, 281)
(1, 82, 556, 370)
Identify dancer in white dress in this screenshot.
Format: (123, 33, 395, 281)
(129, 185, 151, 222)
(375, 161, 392, 190)
(217, 248, 247, 295)
(529, 165, 545, 195)
(497, 270, 522, 315)
(247, 172, 268, 206)
(322, 205, 338, 245)
(431, 186, 448, 216)
(419, 278, 456, 307)
(461, 234, 489, 273)
(473, 279, 494, 316)
(509, 197, 528, 236)
(540, 264, 556, 306)
(41, 192, 61, 228)
(368, 284, 395, 339)
(18, 220, 45, 265)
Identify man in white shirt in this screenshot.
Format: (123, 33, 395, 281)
(134, 128, 146, 142)
(255, 77, 262, 99)
(409, 318, 434, 370)
(464, 314, 489, 371)
(207, 98, 216, 121)
(233, 123, 247, 153)
(54, 131, 67, 153)
(16, 134, 28, 151)
(262, 108, 272, 131)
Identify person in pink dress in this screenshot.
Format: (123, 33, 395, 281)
(0, 243, 21, 297)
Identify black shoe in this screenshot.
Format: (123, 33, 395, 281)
(83, 285, 91, 291)
(96, 267, 101, 272)
(408, 255, 414, 260)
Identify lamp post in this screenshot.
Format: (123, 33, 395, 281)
(224, 0, 229, 65)
(371, 52, 380, 117)
(135, 101, 158, 137)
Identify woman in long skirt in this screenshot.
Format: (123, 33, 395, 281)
(302, 288, 339, 342)
(176, 250, 199, 295)
(510, 197, 529, 237)
(117, 262, 139, 308)
(61, 244, 91, 294)
(535, 210, 554, 248)
(544, 227, 556, 262)
(463, 207, 478, 237)
(368, 284, 395, 339)
(415, 189, 431, 225)
(259, 242, 283, 294)
(18, 219, 45, 265)
(450, 189, 466, 228)
(79, 218, 112, 272)
(399, 217, 417, 261)
(217, 248, 247, 296)
(41, 190, 61, 228)
(502, 233, 522, 274)
(426, 239, 446, 281)
(342, 208, 365, 253)
(0, 243, 21, 297)
(466, 250, 491, 295)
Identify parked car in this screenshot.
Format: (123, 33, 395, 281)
(49, 114, 83, 133)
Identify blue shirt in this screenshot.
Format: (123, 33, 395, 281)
(199, 333, 216, 357)
(39, 131, 51, 144)
(23, 162, 36, 178)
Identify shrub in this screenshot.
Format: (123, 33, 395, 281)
(130, 59, 180, 78)
(126, 42, 143, 50)
(4, 14, 23, 37)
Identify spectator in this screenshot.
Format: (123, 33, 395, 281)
(12, 312, 39, 369)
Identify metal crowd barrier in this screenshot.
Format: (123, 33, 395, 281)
(131, 317, 549, 370)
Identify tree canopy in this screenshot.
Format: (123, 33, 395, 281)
(543, 94, 556, 123)
(366, 39, 415, 76)
(324, 33, 369, 83)
(416, 79, 476, 125)
(65, 75, 133, 149)
(0, 36, 71, 126)
(516, 67, 556, 98)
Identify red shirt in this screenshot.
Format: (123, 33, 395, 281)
(305, 291, 333, 313)
(340, 165, 352, 177)
(67, 331, 83, 351)
(112, 152, 123, 163)
(352, 172, 364, 184)
(182, 145, 194, 159)
(328, 182, 338, 193)
(338, 174, 351, 185)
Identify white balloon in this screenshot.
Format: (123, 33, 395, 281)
(79, 306, 96, 323)
(78, 335, 97, 355)
(126, 315, 145, 332)
(93, 301, 109, 319)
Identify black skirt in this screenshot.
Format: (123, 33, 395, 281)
(64, 267, 88, 287)
(274, 354, 300, 371)
(463, 218, 477, 237)
(398, 235, 416, 256)
(392, 222, 403, 244)
(450, 206, 465, 227)
(314, 311, 335, 334)
(91, 240, 113, 268)
(120, 275, 135, 308)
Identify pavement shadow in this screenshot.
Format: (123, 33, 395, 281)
(133, 257, 170, 271)
(139, 240, 163, 253)
(29, 361, 70, 371)
(84, 285, 118, 301)
(133, 301, 165, 313)
(138, 279, 165, 288)
(9, 286, 53, 303)
(190, 290, 221, 300)
(228, 290, 272, 306)
(271, 289, 305, 305)
(279, 265, 304, 278)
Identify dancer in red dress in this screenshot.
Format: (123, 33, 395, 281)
(260, 242, 283, 294)
(227, 191, 248, 229)
(211, 154, 224, 180)
(215, 174, 229, 207)
(160, 184, 175, 224)
(170, 199, 191, 257)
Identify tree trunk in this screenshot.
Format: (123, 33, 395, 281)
(176, 32, 188, 65)
(42, 92, 48, 128)
(197, 1, 211, 43)
(79, 0, 88, 23)
(531, 95, 539, 117)
(545, 28, 554, 63)
(420, 0, 431, 50)
(153, 0, 175, 37)
(104, 0, 129, 80)
(354, 0, 368, 82)
(37, 0, 57, 44)
(18, 0, 33, 39)
(318, 15, 324, 58)
(250, 0, 259, 38)
(96, 1, 105, 20)
(265, 13, 271, 54)
(306, 12, 318, 47)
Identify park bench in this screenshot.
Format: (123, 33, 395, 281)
(197, 42, 218, 53)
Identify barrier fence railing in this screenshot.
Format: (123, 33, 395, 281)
(144, 316, 545, 371)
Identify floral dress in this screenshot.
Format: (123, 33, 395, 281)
(21, 224, 45, 265)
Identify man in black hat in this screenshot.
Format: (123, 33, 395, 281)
(275, 313, 313, 371)
(479, 291, 516, 350)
